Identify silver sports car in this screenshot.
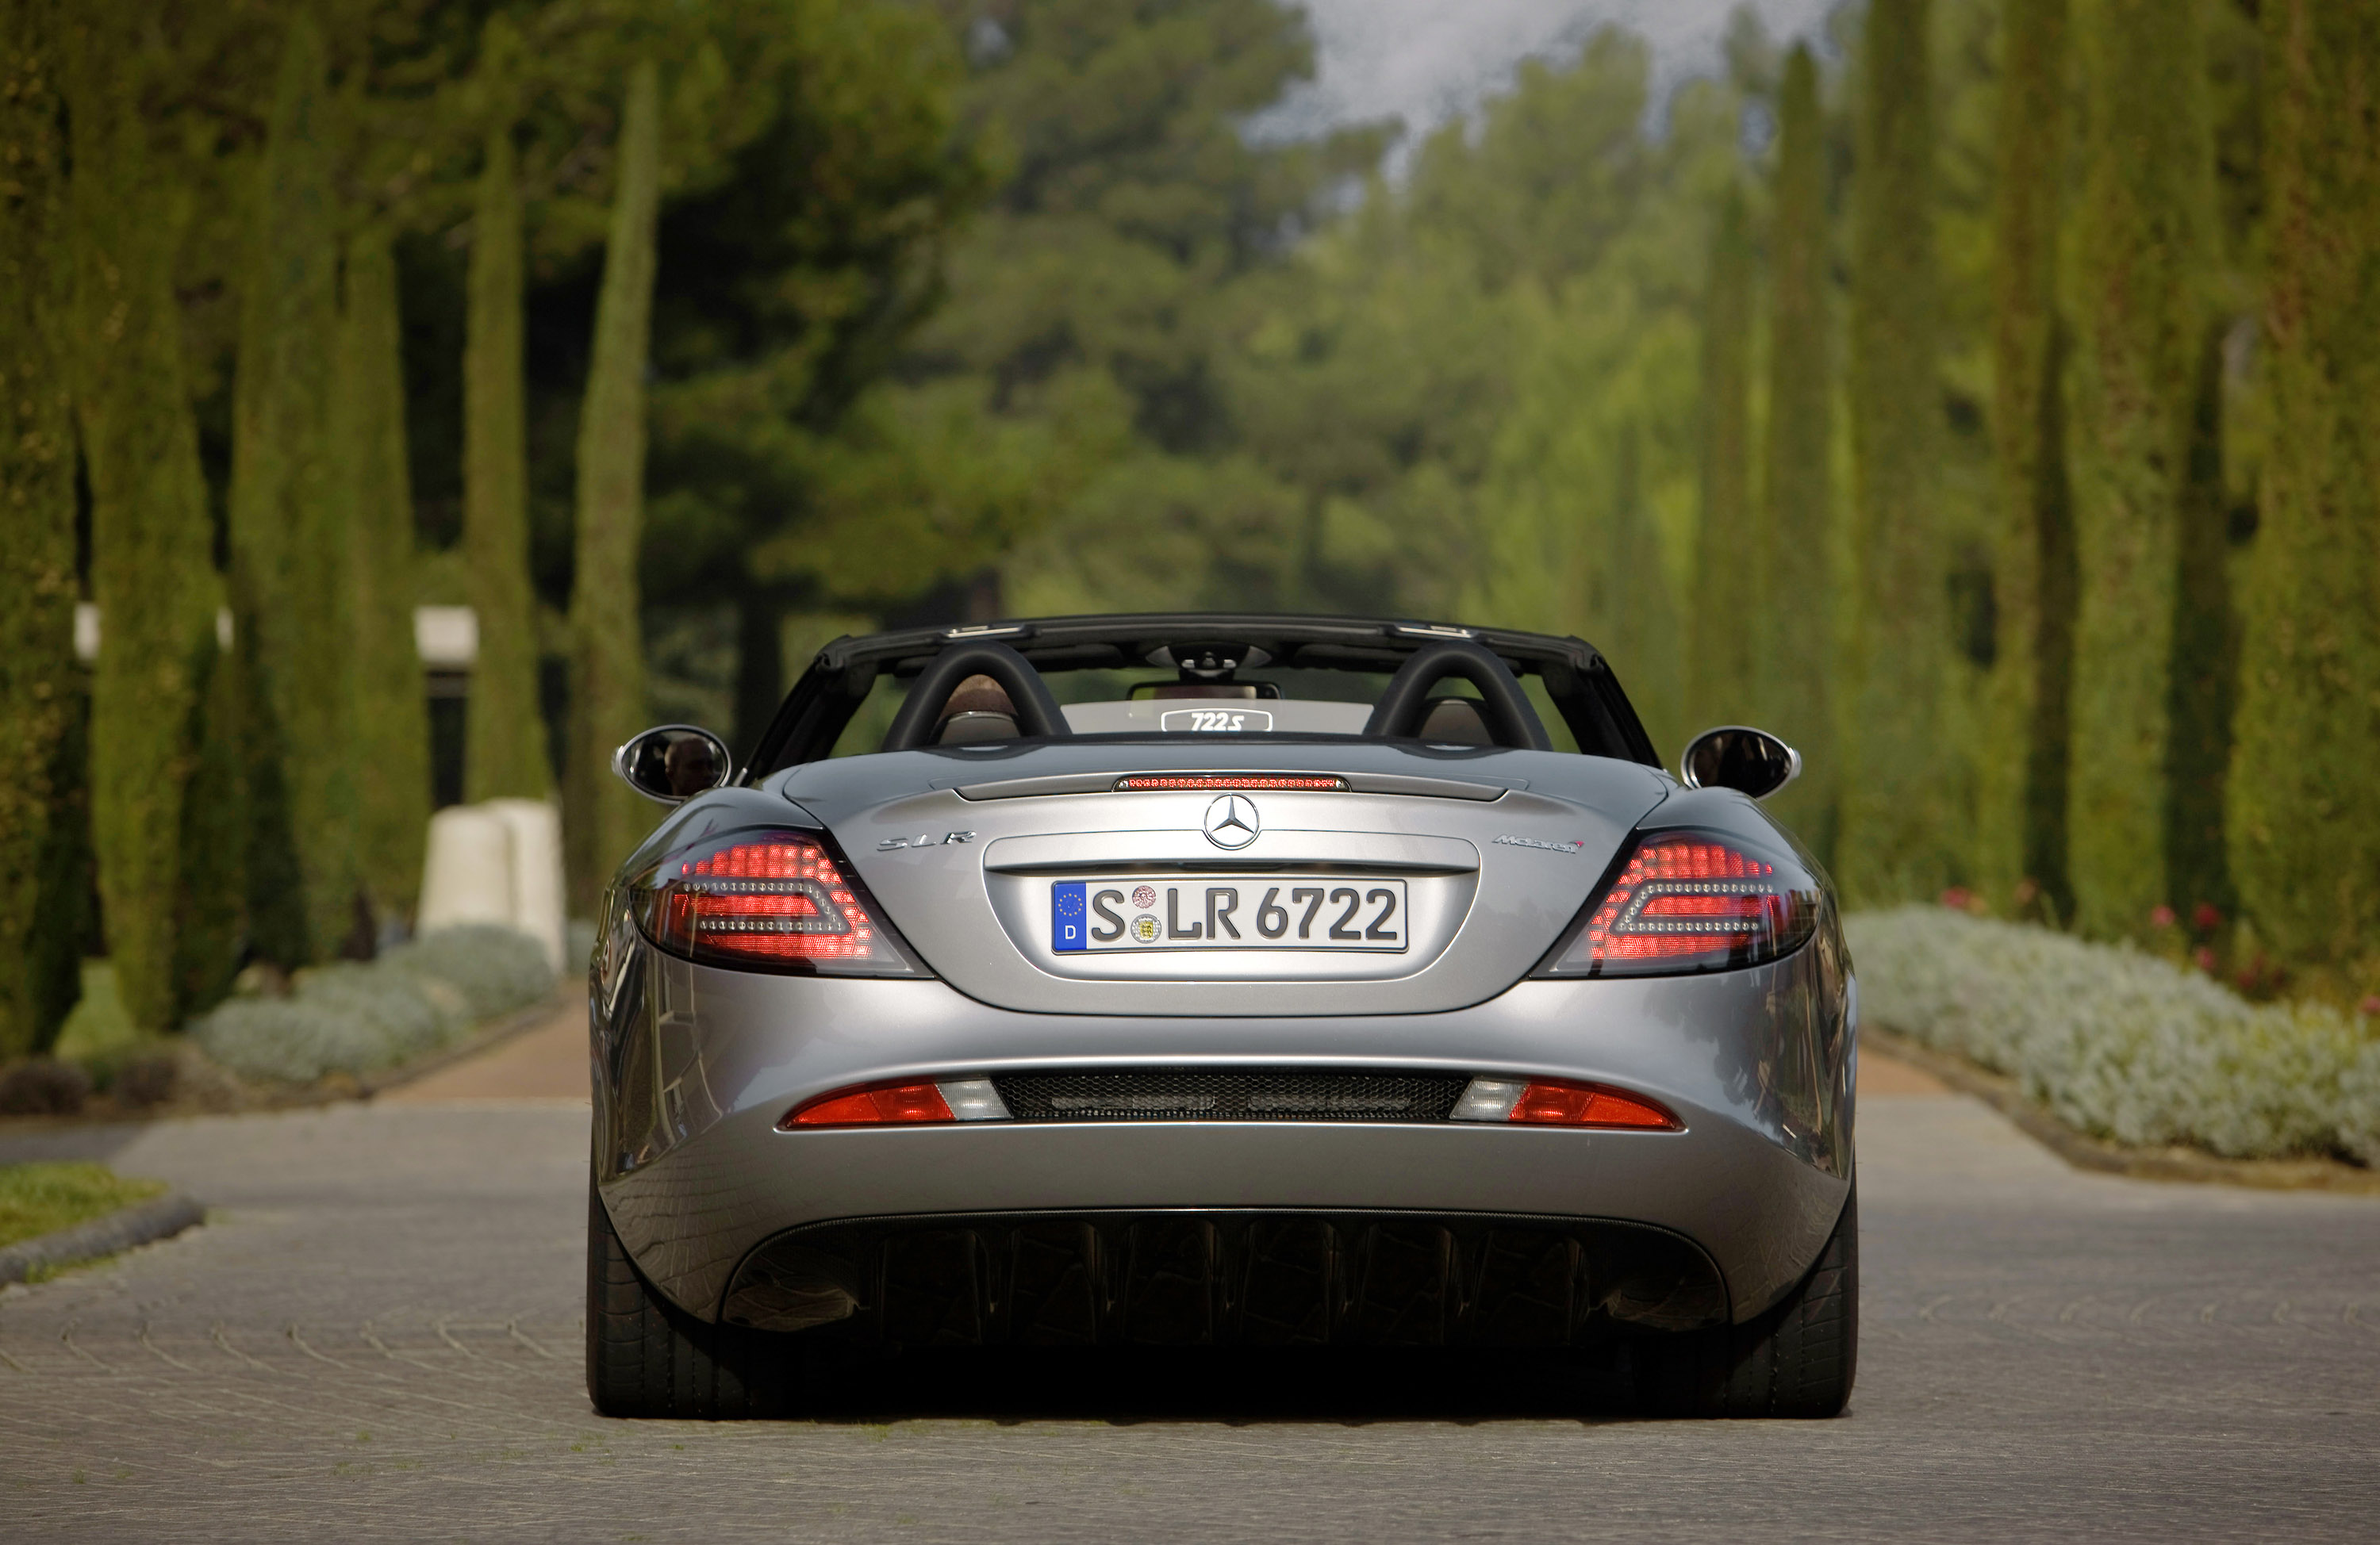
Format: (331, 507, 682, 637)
(588, 614, 1855, 1419)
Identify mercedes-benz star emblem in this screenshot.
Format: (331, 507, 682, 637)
(1203, 794, 1260, 849)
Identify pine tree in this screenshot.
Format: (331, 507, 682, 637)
(0, 0, 79, 1056)
(568, 60, 664, 907)
(1758, 43, 1834, 857)
(1687, 184, 1756, 736)
(2228, 0, 2380, 968)
(463, 29, 551, 805)
(64, 4, 216, 1030)
(340, 228, 431, 925)
(231, 9, 358, 962)
(1841, 0, 1948, 904)
(1981, 0, 2074, 920)
(2066, 0, 2213, 939)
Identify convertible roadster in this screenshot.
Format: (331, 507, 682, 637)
(588, 614, 1855, 1418)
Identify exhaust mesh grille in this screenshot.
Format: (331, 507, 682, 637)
(991, 1069, 1468, 1123)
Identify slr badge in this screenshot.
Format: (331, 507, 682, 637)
(1203, 795, 1260, 849)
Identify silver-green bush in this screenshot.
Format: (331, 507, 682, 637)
(192, 924, 555, 1085)
(1848, 907, 2380, 1164)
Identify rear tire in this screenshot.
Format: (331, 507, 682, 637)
(1636, 1182, 1857, 1418)
(586, 1187, 802, 1419)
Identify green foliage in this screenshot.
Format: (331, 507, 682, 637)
(2228, 0, 2380, 972)
(1841, 0, 1950, 906)
(570, 59, 662, 903)
(2065, 0, 2214, 940)
(0, 0, 79, 1059)
(340, 228, 432, 924)
(1688, 185, 1756, 733)
(65, 4, 216, 1033)
(463, 105, 551, 803)
(1850, 906, 2380, 1163)
(1980, 0, 2071, 917)
(1757, 44, 1835, 854)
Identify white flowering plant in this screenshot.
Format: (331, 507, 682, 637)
(1848, 907, 2380, 1165)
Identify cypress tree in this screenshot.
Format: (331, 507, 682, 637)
(463, 29, 551, 804)
(171, 626, 245, 1018)
(340, 228, 432, 925)
(2164, 321, 2234, 925)
(1758, 44, 1834, 857)
(1607, 422, 1682, 760)
(1981, 0, 2075, 919)
(2228, 0, 2380, 968)
(569, 61, 664, 901)
(2066, 0, 2213, 939)
(0, 0, 79, 1056)
(64, 4, 216, 1031)
(1841, 0, 1949, 904)
(231, 9, 357, 963)
(1687, 184, 1756, 735)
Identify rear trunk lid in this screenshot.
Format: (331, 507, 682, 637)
(774, 745, 1668, 1016)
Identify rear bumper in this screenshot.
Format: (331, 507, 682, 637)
(591, 932, 1852, 1329)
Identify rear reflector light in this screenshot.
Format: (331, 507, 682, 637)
(781, 1078, 1009, 1129)
(1451, 1076, 1680, 1130)
(1535, 829, 1820, 978)
(1114, 775, 1345, 792)
(631, 828, 923, 976)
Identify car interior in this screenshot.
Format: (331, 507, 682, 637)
(744, 615, 1661, 776)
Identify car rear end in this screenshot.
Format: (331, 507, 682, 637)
(590, 749, 1851, 1378)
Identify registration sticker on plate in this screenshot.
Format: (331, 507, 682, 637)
(1050, 878, 1407, 953)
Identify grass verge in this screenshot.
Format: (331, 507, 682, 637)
(0, 1162, 169, 1251)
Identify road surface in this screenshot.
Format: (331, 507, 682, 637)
(2, 1005, 2374, 1542)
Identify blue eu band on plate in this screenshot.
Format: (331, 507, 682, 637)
(1051, 877, 1407, 953)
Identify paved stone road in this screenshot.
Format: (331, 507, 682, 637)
(2, 1064, 2375, 1543)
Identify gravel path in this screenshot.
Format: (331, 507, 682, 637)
(2, 1067, 2374, 1542)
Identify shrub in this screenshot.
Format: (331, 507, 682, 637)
(1848, 907, 2379, 1163)
(0, 1058, 92, 1117)
(192, 923, 554, 1085)
(378, 924, 555, 1019)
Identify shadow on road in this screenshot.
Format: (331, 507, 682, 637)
(776, 1343, 1651, 1425)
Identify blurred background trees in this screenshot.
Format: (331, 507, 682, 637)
(2, 0, 2376, 1044)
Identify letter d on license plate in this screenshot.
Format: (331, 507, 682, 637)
(1051, 880, 1090, 953)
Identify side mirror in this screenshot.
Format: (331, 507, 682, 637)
(1680, 726, 1801, 801)
(614, 725, 733, 804)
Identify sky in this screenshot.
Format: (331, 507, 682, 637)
(1252, 0, 1844, 155)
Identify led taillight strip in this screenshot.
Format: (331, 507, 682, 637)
(1113, 774, 1345, 792)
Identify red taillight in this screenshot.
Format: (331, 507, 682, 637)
(1536, 829, 1819, 978)
(783, 1081, 954, 1128)
(1450, 1075, 1681, 1129)
(1508, 1080, 1679, 1129)
(1114, 774, 1345, 792)
(632, 829, 922, 976)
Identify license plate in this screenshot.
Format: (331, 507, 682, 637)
(1051, 878, 1407, 953)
